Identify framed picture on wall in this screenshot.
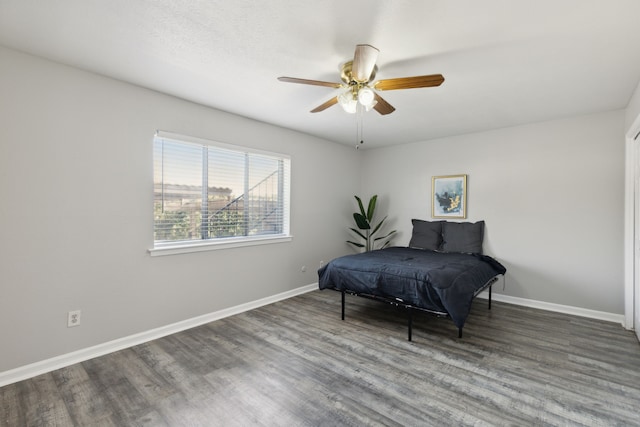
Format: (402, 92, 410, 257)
(432, 174, 467, 218)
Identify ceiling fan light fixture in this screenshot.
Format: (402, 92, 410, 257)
(338, 90, 357, 114)
(364, 100, 378, 112)
(357, 86, 375, 107)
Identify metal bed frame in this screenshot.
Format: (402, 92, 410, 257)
(335, 275, 501, 341)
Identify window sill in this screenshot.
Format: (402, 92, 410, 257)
(148, 235, 293, 257)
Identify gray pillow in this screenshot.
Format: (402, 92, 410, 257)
(409, 219, 444, 251)
(441, 221, 485, 254)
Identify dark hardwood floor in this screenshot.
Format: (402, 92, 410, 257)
(2, 290, 640, 426)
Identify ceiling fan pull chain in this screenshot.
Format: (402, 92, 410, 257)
(360, 108, 364, 146)
(355, 113, 361, 149)
(356, 104, 364, 149)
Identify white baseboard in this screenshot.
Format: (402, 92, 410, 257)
(0, 284, 317, 387)
(477, 291, 625, 326)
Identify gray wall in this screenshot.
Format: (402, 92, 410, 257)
(360, 111, 625, 314)
(627, 80, 640, 132)
(0, 46, 360, 372)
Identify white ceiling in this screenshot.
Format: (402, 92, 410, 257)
(1, 0, 640, 148)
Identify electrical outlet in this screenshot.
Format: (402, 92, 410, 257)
(67, 310, 81, 327)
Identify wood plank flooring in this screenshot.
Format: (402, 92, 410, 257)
(2, 290, 640, 426)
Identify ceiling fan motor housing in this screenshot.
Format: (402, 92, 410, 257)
(340, 60, 377, 85)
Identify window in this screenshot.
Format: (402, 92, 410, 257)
(151, 131, 291, 254)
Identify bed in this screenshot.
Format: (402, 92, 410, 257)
(317, 219, 506, 340)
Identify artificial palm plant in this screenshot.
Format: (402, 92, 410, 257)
(347, 195, 397, 252)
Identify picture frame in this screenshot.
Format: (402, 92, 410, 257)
(432, 174, 467, 218)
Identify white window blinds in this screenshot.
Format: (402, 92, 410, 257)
(153, 131, 291, 249)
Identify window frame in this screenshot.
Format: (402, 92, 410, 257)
(149, 131, 292, 257)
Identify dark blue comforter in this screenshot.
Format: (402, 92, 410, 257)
(317, 247, 506, 328)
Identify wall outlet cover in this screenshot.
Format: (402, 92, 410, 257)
(67, 310, 81, 327)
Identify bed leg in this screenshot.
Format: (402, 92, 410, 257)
(488, 285, 492, 310)
(341, 290, 345, 321)
(407, 308, 413, 342)
(458, 327, 463, 339)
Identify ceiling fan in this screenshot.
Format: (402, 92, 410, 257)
(278, 44, 444, 115)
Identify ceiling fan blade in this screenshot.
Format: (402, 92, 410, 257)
(373, 93, 395, 115)
(278, 76, 342, 88)
(310, 96, 339, 113)
(374, 74, 445, 91)
(352, 44, 379, 83)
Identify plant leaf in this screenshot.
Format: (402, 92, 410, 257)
(366, 195, 377, 222)
(373, 230, 397, 241)
(354, 195, 366, 217)
(349, 227, 367, 240)
(346, 240, 365, 248)
(353, 213, 370, 230)
(369, 215, 387, 236)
